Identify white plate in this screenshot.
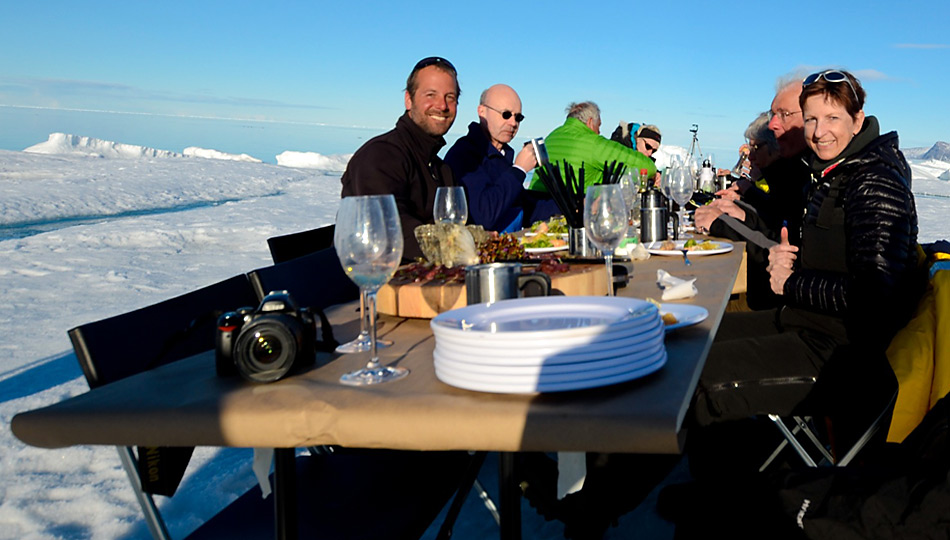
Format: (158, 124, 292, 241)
(430, 296, 659, 341)
(434, 331, 664, 368)
(661, 303, 709, 331)
(645, 240, 734, 256)
(524, 232, 569, 238)
(434, 347, 664, 383)
(431, 315, 663, 354)
(524, 245, 569, 254)
(435, 351, 667, 393)
(434, 341, 665, 375)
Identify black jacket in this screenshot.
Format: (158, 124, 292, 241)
(444, 122, 559, 232)
(341, 112, 455, 261)
(784, 117, 921, 351)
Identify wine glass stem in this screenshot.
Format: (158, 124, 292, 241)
(358, 290, 368, 335)
(604, 254, 615, 296)
(365, 289, 380, 370)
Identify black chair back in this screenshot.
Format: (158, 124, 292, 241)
(266, 224, 335, 264)
(69, 274, 257, 389)
(248, 246, 358, 310)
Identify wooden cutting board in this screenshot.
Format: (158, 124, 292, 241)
(377, 264, 608, 318)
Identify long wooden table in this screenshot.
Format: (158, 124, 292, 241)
(12, 243, 744, 538)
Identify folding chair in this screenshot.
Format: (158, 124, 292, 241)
(760, 389, 898, 471)
(68, 274, 259, 540)
(266, 224, 335, 264)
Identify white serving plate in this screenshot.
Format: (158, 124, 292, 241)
(430, 296, 659, 341)
(645, 240, 734, 256)
(661, 303, 709, 331)
(431, 315, 663, 355)
(433, 340, 665, 375)
(524, 245, 569, 254)
(433, 322, 663, 365)
(434, 351, 667, 393)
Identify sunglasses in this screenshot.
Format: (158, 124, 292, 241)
(412, 56, 457, 74)
(640, 139, 659, 153)
(484, 104, 524, 123)
(803, 70, 859, 104)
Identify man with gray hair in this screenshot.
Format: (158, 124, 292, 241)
(528, 101, 656, 190)
(694, 75, 812, 309)
(444, 84, 559, 232)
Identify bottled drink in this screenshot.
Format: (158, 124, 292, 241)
(638, 168, 650, 192)
(699, 157, 716, 193)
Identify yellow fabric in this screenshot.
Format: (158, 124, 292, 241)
(754, 178, 770, 193)
(886, 263, 950, 442)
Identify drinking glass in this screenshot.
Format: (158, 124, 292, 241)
(668, 164, 694, 238)
(333, 293, 392, 354)
(618, 170, 639, 228)
(686, 156, 702, 192)
(334, 195, 408, 385)
(584, 185, 629, 296)
(433, 186, 468, 225)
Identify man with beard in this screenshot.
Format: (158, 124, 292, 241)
(444, 84, 559, 232)
(341, 56, 460, 261)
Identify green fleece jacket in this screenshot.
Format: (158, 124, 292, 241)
(528, 117, 657, 191)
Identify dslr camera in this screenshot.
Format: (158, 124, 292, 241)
(215, 290, 316, 383)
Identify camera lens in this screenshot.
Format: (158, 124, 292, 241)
(250, 332, 284, 365)
(234, 317, 299, 383)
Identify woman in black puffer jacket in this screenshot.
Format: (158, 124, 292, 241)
(693, 69, 923, 427)
(535, 71, 926, 540)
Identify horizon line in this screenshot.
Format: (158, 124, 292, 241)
(0, 103, 388, 132)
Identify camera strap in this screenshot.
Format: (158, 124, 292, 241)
(312, 307, 339, 352)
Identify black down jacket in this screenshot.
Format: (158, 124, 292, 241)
(784, 117, 922, 352)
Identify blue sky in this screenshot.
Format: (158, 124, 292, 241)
(1, 0, 948, 156)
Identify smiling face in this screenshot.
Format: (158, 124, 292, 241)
(404, 66, 458, 137)
(802, 94, 865, 161)
(477, 85, 522, 150)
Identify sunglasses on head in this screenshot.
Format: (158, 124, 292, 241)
(484, 104, 524, 123)
(412, 56, 457, 74)
(803, 70, 859, 103)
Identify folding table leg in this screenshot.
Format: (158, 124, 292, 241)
(498, 452, 521, 540)
(273, 448, 298, 540)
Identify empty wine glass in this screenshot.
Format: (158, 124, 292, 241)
(618, 170, 638, 227)
(686, 156, 702, 191)
(433, 186, 468, 225)
(668, 164, 694, 238)
(334, 195, 408, 385)
(584, 185, 628, 296)
(333, 292, 392, 354)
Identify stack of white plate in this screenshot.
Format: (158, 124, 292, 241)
(430, 296, 667, 393)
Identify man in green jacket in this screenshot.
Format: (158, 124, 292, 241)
(528, 101, 657, 191)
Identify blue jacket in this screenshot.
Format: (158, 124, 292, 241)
(445, 122, 559, 232)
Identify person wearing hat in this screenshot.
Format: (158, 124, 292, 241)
(609, 122, 662, 160)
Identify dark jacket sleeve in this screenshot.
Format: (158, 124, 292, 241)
(341, 140, 425, 260)
(445, 139, 526, 232)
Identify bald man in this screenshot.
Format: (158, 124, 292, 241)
(444, 84, 558, 232)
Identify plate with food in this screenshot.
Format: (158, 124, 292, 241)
(660, 303, 708, 332)
(529, 215, 568, 235)
(521, 231, 568, 253)
(646, 239, 733, 256)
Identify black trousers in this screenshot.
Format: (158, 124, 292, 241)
(692, 308, 843, 426)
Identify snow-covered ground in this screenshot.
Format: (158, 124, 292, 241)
(1, 135, 948, 539)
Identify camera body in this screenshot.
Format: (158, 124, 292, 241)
(215, 290, 316, 383)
